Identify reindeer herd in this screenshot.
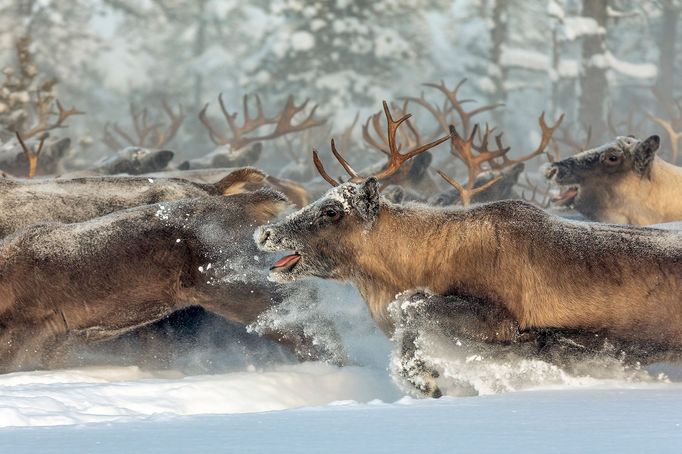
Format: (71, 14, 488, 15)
(1, 78, 681, 397)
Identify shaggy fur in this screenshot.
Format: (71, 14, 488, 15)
(0, 168, 282, 238)
(257, 179, 682, 348)
(0, 189, 322, 372)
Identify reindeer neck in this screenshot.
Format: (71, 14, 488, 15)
(648, 159, 682, 221)
(349, 202, 503, 332)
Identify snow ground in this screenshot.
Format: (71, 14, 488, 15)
(1, 381, 681, 453)
(0, 281, 681, 452)
(0, 361, 681, 452)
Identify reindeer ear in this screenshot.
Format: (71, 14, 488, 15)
(633, 135, 660, 177)
(354, 177, 380, 223)
(215, 167, 267, 195)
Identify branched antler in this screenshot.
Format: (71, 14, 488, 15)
(488, 113, 564, 169)
(104, 102, 184, 151)
(18, 99, 83, 140)
(198, 94, 325, 149)
(437, 124, 503, 207)
(438, 113, 563, 207)
(313, 101, 451, 187)
(422, 79, 504, 137)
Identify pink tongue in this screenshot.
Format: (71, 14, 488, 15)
(271, 254, 300, 269)
(552, 187, 578, 204)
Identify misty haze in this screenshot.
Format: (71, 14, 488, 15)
(0, 1, 681, 453)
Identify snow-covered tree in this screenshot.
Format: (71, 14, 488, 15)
(248, 0, 437, 125)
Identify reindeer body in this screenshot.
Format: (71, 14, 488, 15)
(355, 201, 682, 344)
(0, 190, 299, 372)
(0, 176, 221, 238)
(258, 180, 682, 349)
(0, 166, 295, 238)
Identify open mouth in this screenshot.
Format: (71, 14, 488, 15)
(551, 186, 579, 206)
(270, 253, 301, 272)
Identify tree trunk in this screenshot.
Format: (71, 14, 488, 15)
(655, 0, 679, 98)
(193, 0, 207, 107)
(578, 0, 608, 142)
(489, 0, 508, 126)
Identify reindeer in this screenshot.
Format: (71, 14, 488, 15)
(256, 127, 682, 396)
(1, 101, 82, 178)
(0, 167, 295, 238)
(0, 189, 339, 373)
(367, 80, 561, 206)
(79, 101, 186, 176)
(187, 94, 325, 170)
(545, 135, 682, 225)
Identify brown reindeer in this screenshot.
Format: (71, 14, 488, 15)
(545, 135, 682, 225)
(255, 174, 682, 396)
(0, 189, 339, 373)
(0, 167, 307, 239)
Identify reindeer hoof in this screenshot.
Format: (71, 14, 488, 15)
(429, 387, 443, 399)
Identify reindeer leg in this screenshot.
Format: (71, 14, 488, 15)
(390, 291, 526, 398)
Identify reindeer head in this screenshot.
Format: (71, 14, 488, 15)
(544, 135, 660, 206)
(255, 178, 381, 283)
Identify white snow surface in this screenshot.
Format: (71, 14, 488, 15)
(0, 281, 681, 451)
(0, 363, 397, 428)
(1, 377, 682, 453)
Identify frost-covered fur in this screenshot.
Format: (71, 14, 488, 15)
(257, 178, 682, 350)
(388, 290, 676, 397)
(545, 135, 682, 225)
(0, 189, 330, 372)
(145, 168, 310, 208)
(0, 169, 274, 238)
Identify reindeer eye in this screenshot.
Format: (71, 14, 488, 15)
(323, 208, 339, 218)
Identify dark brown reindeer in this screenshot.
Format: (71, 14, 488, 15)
(256, 144, 682, 396)
(0, 189, 338, 373)
(545, 134, 682, 225)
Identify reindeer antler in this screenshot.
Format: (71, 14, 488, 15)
(489, 113, 564, 169)
(438, 112, 563, 207)
(19, 99, 83, 140)
(198, 94, 325, 150)
(423, 79, 503, 137)
(437, 124, 503, 207)
(15, 131, 46, 179)
(314, 101, 450, 187)
(647, 104, 682, 164)
(104, 102, 184, 151)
